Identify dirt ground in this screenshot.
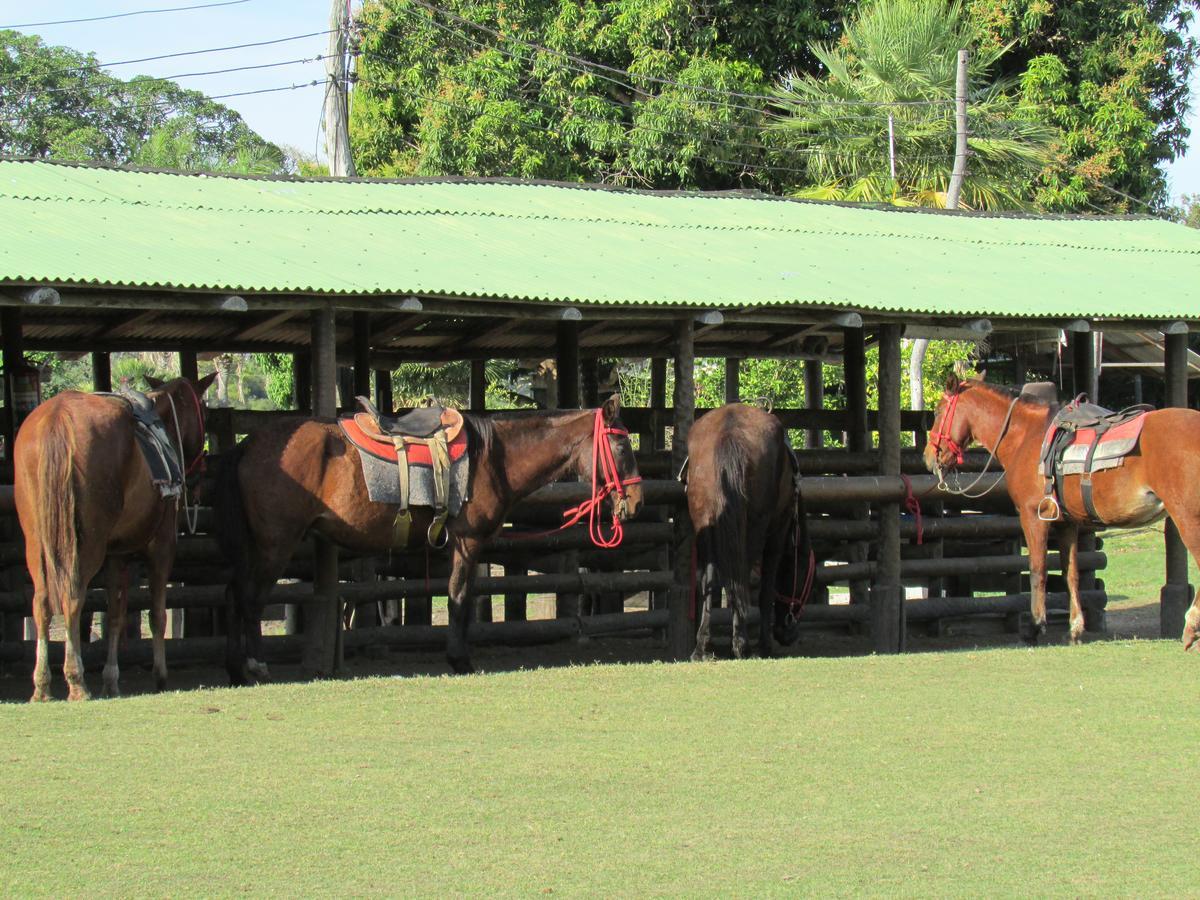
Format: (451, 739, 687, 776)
(0, 590, 1162, 703)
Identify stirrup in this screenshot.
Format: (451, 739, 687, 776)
(1037, 495, 1061, 522)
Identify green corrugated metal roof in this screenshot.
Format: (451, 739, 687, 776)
(2, 159, 1199, 319)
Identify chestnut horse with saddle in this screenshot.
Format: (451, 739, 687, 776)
(925, 374, 1200, 647)
(211, 394, 642, 683)
(14, 374, 216, 701)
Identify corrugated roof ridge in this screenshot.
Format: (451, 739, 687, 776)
(3, 188, 1195, 256)
(0, 156, 1161, 222)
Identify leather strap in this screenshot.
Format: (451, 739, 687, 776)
(392, 439, 412, 547)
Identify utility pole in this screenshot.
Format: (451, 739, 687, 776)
(945, 48, 970, 211)
(324, 0, 356, 177)
(911, 48, 971, 411)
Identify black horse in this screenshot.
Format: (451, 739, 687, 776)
(684, 403, 814, 660)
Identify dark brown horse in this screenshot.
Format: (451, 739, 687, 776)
(14, 374, 216, 700)
(212, 395, 642, 682)
(924, 374, 1200, 646)
(685, 403, 813, 660)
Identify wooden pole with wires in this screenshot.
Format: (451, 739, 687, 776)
(945, 49, 970, 211)
(323, 0, 356, 178)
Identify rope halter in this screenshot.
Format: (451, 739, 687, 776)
(558, 408, 642, 549)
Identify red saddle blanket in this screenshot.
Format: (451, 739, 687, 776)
(339, 415, 469, 465)
(1041, 413, 1147, 477)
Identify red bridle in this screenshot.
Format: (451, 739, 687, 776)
(929, 385, 967, 467)
(558, 408, 642, 549)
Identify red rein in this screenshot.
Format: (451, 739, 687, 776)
(929, 385, 966, 467)
(557, 409, 641, 549)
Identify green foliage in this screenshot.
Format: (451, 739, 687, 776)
(251, 354, 295, 410)
(350, 0, 840, 189)
(1177, 193, 1200, 228)
(0, 30, 286, 172)
(772, 0, 1056, 209)
(972, 0, 1197, 211)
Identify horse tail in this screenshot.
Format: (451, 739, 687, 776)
(712, 433, 750, 599)
(35, 429, 80, 615)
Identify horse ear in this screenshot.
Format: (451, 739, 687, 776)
(601, 393, 621, 424)
(973, 368, 988, 383)
(194, 371, 218, 397)
(144, 375, 165, 390)
(943, 373, 959, 394)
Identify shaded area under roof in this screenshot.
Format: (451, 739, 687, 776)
(2, 159, 1200, 321)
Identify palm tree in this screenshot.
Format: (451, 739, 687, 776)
(772, 0, 1055, 210)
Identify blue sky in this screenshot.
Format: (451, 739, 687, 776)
(3, 0, 1198, 202)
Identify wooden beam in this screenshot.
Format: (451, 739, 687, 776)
(371, 314, 429, 346)
(1160, 321, 1190, 336)
(1162, 330, 1192, 640)
(872, 323, 905, 654)
(0, 286, 60, 306)
(726, 309, 863, 328)
(234, 309, 299, 342)
(352, 312, 371, 399)
(98, 310, 160, 339)
(724, 357, 739, 404)
(555, 321, 580, 409)
(669, 318, 695, 661)
(91, 352, 112, 392)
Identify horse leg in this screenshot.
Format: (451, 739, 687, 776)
(1020, 512, 1051, 645)
(446, 537, 483, 674)
(1057, 525, 1084, 645)
(244, 569, 279, 684)
(691, 531, 716, 662)
(145, 544, 173, 692)
(757, 536, 785, 660)
(101, 558, 128, 698)
(29, 583, 51, 702)
(1161, 515, 1200, 650)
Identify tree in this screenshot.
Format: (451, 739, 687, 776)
(0, 30, 285, 171)
(350, 0, 841, 189)
(771, 0, 1056, 209)
(972, 0, 1198, 212)
(1179, 194, 1200, 229)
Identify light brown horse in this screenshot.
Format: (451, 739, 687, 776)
(14, 374, 216, 701)
(211, 395, 642, 682)
(923, 374, 1200, 646)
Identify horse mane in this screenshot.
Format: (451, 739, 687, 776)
(965, 379, 1056, 410)
(462, 412, 495, 460)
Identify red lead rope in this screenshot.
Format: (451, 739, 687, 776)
(557, 409, 642, 549)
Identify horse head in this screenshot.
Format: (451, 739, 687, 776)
(923, 372, 984, 476)
(146, 372, 218, 485)
(580, 393, 643, 522)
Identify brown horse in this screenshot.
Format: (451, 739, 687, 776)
(14, 374, 216, 701)
(924, 374, 1200, 646)
(211, 395, 642, 682)
(685, 403, 813, 660)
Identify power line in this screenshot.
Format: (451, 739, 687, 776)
(388, 0, 954, 110)
(1, 0, 253, 30)
(0, 29, 333, 86)
(11, 56, 321, 101)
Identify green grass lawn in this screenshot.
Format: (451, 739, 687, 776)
(1, 639, 1196, 897)
(0, 528, 1194, 897)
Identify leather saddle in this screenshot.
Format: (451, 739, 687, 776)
(1039, 393, 1153, 523)
(353, 396, 463, 444)
(352, 396, 464, 548)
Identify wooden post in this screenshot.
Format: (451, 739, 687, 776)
(352, 312, 371, 400)
(843, 326, 870, 612)
(1069, 329, 1103, 631)
(293, 351, 312, 413)
(724, 357, 740, 404)
(179, 351, 199, 384)
(504, 564, 527, 622)
(555, 321, 581, 618)
(374, 367, 393, 415)
(872, 325, 906, 652)
(581, 357, 600, 408)
(1162, 330, 1192, 638)
(945, 49, 970, 211)
(92, 352, 112, 392)
(306, 307, 341, 676)
(323, 0, 357, 178)
(1, 308, 20, 464)
(469, 359, 486, 413)
(804, 359, 823, 449)
(650, 357, 667, 451)
(669, 317, 696, 660)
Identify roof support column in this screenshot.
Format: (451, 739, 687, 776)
(1069, 329, 1095, 402)
(724, 357, 740, 404)
(554, 320, 581, 620)
(304, 306, 341, 677)
(1162, 329, 1192, 640)
(843, 326, 870, 612)
(804, 359, 824, 449)
(469, 359, 487, 413)
(92, 352, 112, 392)
(650, 357, 667, 451)
(1, 308, 21, 463)
(352, 312, 371, 400)
(872, 324, 906, 653)
(293, 352, 311, 414)
(669, 317, 696, 661)
(581, 357, 600, 408)
(1068, 327, 1104, 630)
(179, 351, 198, 384)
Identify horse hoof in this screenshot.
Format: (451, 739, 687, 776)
(102, 684, 120, 699)
(448, 658, 475, 675)
(29, 687, 51, 703)
(68, 686, 92, 702)
(689, 649, 714, 662)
